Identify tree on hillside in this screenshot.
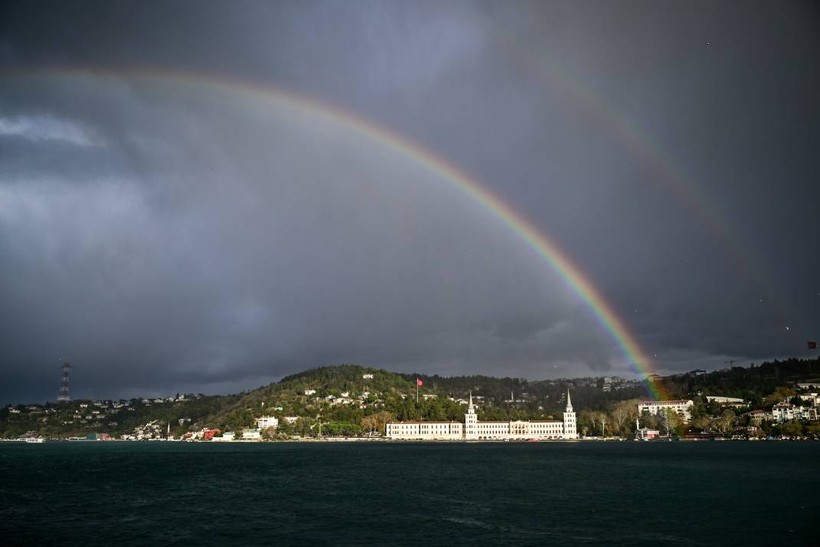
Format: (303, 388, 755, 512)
(610, 399, 639, 436)
(763, 387, 796, 407)
(690, 415, 711, 433)
(716, 410, 736, 435)
(361, 411, 393, 435)
(779, 420, 803, 437)
(639, 412, 663, 432)
(577, 409, 595, 437)
(585, 411, 607, 436)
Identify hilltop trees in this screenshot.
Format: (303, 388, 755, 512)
(4, 357, 820, 440)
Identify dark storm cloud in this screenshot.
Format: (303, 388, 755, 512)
(1, 1, 819, 403)
(0, 72, 586, 402)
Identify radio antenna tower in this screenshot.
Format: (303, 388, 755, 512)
(58, 362, 71, 403)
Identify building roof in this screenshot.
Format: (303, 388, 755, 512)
(388, 421, 461, 425)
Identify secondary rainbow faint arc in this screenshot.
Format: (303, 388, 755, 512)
(490, 30, 789, 328)
(7, 67, 663, 398)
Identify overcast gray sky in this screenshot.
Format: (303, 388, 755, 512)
(1, 1, 819, 404)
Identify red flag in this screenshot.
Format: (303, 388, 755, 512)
(809, 341, 818, 350)
(416, 378, 423, 386)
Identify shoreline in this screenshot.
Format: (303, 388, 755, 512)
(5, 435, 816, 444)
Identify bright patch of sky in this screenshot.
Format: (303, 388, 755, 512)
(0, 115, 104, 147)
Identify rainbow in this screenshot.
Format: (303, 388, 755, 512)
(490, 33, 788, 327)
(2, 67, 665, 398)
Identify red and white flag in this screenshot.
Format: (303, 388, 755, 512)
(808, 341, 818, 350)
(416, 378, 423, 386)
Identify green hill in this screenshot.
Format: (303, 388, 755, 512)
(4, 357, 819, 439)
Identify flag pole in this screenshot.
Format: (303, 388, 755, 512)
(416, 378, 419, 403)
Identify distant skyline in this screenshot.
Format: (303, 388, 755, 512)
(1, 1, 819, 404)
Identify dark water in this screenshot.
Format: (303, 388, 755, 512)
(0, 441, 817, 546)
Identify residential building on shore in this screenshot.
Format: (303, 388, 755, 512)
(638, 399, 694, 422)
(256, 415, 279, 429)
(385, 391, 578, 440)
(635, 427, 660, 441)
(771, 403, 818, 423)
(634, 418, 660, 440)
(705, 396, 746, 407)
(241, 429, 262, 440)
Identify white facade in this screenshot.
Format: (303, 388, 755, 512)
(638, 400, 694, 422)
(798, 393, 820, 406)
(242, 429, 262, 440)
(256, 415, 279, 429)
(771, 403, 818, 423)
(386, 391, 578, 440)
(387, 421, 464, 440)
(705, 396, 746, 407)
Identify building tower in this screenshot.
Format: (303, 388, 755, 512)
(464, 392, 478, 440)
(57, 362, 71, 403)
(563, 389, 577, 439)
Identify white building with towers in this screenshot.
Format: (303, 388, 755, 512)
(386, 390, 578, 440)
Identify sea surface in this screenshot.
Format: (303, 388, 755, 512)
(0, 440, 817, 546)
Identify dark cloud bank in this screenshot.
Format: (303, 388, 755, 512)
(1, 1, 819, 404)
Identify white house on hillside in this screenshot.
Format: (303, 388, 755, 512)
(638, 400, 694, 422)
(256, 415, 279, 429)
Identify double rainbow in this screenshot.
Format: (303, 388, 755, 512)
(3, 67, 664, 398)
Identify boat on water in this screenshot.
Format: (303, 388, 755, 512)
(23, 437, 45, 443)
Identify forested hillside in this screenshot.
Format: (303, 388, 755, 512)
(3, 358, 819, 439)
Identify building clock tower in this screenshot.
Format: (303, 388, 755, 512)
(464, 392, 478, 440)
(563, 389, 577, 439)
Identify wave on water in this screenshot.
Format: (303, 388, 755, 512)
(0, 442, 818, 545)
